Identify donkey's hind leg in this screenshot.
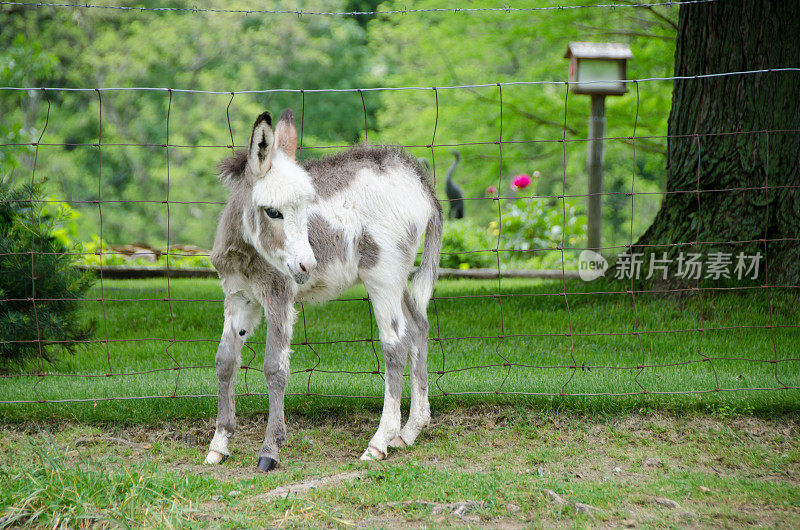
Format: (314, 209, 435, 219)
(389, 291, 431, 448)
(205, 289, 261, 465)
(360, 280, 410, 461)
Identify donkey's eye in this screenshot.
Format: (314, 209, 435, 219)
(264, 207, 283, 220)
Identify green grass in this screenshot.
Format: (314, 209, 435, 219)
(1, 277, 798, 422)
(0, 435, 214, 527)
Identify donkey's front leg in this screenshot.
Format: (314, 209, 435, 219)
(206, 292, 261, 465)
(257, 301, 295, 472)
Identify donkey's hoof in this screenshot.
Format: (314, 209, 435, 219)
(204, 450, 227, 465)
(388, 435, 408, 449)
(256, 456, 278, 473)
(360, 446, 386, 461)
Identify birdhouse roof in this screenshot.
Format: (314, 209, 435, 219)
(564, 42, 633, 60)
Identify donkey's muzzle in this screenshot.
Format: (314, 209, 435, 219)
(288, 256, 315, 284)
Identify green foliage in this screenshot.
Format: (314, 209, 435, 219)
(439, 196, 587, 270)
(0, 33, 57, 174)
(0, 437, 209, 527)
(367, 0, 676, 247)
(499, 197, 586, 268)
(0, 0, 375, 248)
(2, 0, 677, 258)
(0, 179, 94, 364)
(77, 236, 213, 269)
(501, 198, 586, 251)
(439, 219, 496, 269)
(34, 200, 213, 268)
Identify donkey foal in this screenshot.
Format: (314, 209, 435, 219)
(204, 110, 443, 472)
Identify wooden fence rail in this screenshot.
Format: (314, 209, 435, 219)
(76, 266, 580, 280)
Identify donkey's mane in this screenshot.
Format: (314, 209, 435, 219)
(216, 149, 249, 186)
(216, 144, 435, 200)
(303, 145, 427, 178)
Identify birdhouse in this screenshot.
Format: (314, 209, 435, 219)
(564, 42, 633, 96)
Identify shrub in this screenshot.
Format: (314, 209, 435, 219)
(498, 198, 587, 269)
(0, 179, 94, 365)
(439, 219, 496, 269)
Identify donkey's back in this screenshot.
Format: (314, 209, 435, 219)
(298, 146, 442, 307)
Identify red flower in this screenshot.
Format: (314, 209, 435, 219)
(511, 174, 532, 190)
(486, 185, 497, 195)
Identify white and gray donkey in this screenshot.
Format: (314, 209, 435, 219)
(205, 110, 443, 472)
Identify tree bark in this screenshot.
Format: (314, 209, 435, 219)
(634, 0, 800, 286)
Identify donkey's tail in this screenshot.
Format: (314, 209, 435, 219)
(410, 207, 443, 314)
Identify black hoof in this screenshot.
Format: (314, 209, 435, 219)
(256, 456, 277, 472)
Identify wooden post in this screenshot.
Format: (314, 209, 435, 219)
(587, 94, 606, 253)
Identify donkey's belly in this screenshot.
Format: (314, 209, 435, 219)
(295, 260, 358, 304)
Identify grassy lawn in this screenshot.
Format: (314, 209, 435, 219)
(1, 277, 799, 527)
(1, 277, 798, 420)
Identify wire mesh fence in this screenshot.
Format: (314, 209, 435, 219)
(1, 1, 798, 408)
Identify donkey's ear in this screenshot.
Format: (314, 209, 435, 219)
(274, 109, 298, 161)
(247, 111, 274, 179)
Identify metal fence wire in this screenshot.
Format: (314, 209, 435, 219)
(0, 2, 798, 406)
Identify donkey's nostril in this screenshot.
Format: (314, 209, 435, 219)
(299, 262, 307, 273)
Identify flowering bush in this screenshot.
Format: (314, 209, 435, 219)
(497, 197, 587, 268)
(439, 219, 496, 269)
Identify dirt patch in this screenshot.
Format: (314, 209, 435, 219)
(2, 406, 799, 528)
(4, 406, 800, 478)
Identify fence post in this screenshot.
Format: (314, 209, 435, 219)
(587, 94, 606, 253)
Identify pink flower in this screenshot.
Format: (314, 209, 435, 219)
(511, 174, 532, 190)
(486, 185, 497, 195)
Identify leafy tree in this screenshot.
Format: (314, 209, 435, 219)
(0, 33, 57, 174)
(2, 0, 685, 257)
(634, 0, 800, 286)
(0, 0, 375, 248)
(345, 0, 384, 28)
(366, 0, 678, 250)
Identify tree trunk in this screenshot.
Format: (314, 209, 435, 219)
(634, 0, 800, 286)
